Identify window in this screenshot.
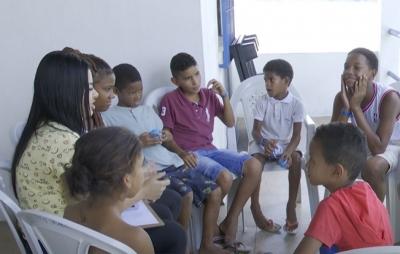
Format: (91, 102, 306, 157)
(234, 0, 381, 53)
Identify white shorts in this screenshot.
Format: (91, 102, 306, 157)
(370, 144, 400, 171)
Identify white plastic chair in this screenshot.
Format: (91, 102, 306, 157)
(386, 162, 400, 243)
(387, 81, 400, 242)
(390, 81, 400, 91)
(226, 74, 319, 217)
(187, 205, 204, 252)
(144, 85, 203, 253)
(0, 189, 27, 254)
(337, 246, 400, 254)
(0, 165, 18, 205)
(10, 120, 26, 145)
(0, 159, 11, 170)
(143, 86, 175, 114)
(17, 209, 137, 254)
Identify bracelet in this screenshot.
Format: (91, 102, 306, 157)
(340, 109, 352, 117)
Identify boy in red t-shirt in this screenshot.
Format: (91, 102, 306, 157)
(294, 123, 393, 253)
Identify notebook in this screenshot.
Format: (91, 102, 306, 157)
(121, 200, 164, 229)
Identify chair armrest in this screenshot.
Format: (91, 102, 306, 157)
(226, 127, 238, 152)
(303, 114, 316, 160)
(0, 160, 11, 170)
(304, 114, 316, 134)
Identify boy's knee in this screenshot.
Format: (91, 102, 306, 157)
(208, 187, 222, 202)
(216, 171, 233, 195)
(217, 170, 233, 185)
(291, 151, 301, 162)
(362, 157, 388, 181)
(252, 153, 266, 164)
(243, 157, 262, 177)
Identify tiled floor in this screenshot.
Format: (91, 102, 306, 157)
(221, 116, 330, 254)
(218, 169, 322, 254)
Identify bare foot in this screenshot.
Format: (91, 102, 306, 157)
(218, 219, 238, 245)
(284, 202, 298, 234)
(251, 204, 269, 228)
(250, 204, 281, 233)
(199, 244, 230, 254)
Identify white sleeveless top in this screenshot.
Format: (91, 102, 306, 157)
(350, 83, 400, 144)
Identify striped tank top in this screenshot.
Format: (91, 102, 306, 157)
(350, 83, 400, 144)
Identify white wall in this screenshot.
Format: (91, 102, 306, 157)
(199, 0, 228, 148)
(379, 0, 400, 85)
(3, 0, 396, 165)
(234, 0, 381, 54)
(229, 46, 399, 118)
(229, 52, 347, 117)
(0, 0, 223, 165)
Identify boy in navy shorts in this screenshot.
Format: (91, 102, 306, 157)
(102, 63, 226, 254)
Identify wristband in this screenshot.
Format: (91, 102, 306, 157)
(340, 109, 352, 117)
(221, 91, 228, 98)
(259, 138, 268, 146)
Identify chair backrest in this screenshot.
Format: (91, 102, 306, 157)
(390, 81, 400, 92)
(17, 210, 137, 254)
(227, 74, 306, 151)
(337, 246, 400, 254)
(230, 74, 266, 144)
(0, 159, 11, 170)
(10, 121, 26, 145)
(144, 85, 230, 150)
(0, 164, 18, 203)
(0, 190, 26, 254)
(386, 81, 400, 241)
(143, 86, 175, 113)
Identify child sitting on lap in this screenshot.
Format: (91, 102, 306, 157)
(294, 123, 393, 253)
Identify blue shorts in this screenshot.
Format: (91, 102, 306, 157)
(194, 149, 252, 180)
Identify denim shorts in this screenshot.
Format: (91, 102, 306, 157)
(193, 148, 252, 180)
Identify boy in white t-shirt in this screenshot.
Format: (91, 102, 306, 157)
(250, 59, 304, 234)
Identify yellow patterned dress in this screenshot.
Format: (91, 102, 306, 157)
(16, 121, 79, 215)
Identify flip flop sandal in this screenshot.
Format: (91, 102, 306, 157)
(223, 241, 252, 254)
(260, 219, 281, 234)
(283, 219, 299, 235)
